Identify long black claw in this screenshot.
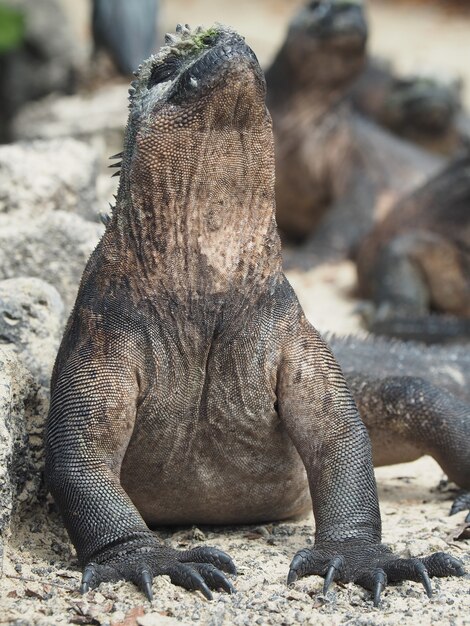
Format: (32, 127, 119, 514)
(422, 552, 466, 578)
(450, 490, 470, 517)
(210, 569, 236, 594)
(171, 564, 214, 601)
(287, 567, 298, 585)
(207, 550, 237, 576)
(80, 564, 96, 595)
(287, 553, 304, 585)
(194, 564, 236, 594)
(287, 548, 312, 585)
(414, 560, 432, 598)
(323, 556, 343, 595)
(139, 568, 153, 601)
(198, 580, 213, 601)
(372, 569, 387, 608)
(182, 547, 237, 576)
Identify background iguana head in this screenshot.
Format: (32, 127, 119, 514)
(284, 0, 368, 87)
(111, 24, 281, 296)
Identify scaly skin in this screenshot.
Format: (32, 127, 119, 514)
(330, 334, 470, 520)
(45, 24, 464, 606)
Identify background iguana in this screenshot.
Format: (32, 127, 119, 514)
(355, 152, 470, 342)
(45, 23, 464, 607)
(330, 334, 470, 519)
(350, 59, 463, 155)
(265, 0, 441, 261)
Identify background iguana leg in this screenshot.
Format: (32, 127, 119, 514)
(276, 316, 464, 605)
(451, 492, 470, 522)
(362, 233, 470, 342)
(46, 349, 235, 599)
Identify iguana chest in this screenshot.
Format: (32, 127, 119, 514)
(119, 323, 310, 525)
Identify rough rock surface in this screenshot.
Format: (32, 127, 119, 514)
(0, 347, 46, 572)
(0, 278, 64, 387)
(12, 85, 129, 166)
(0, 139, 99, 221)
(0, 211, 103, 313)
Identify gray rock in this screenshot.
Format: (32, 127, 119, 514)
(0, 347, 46, 571)
(0, 211, 103, 313)
(0, 278, 64, 387)
(12, 84, 129, 166)
(0, 139, 99, 221)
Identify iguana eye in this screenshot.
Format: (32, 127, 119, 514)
(148, 55, 182, 88)
(200, 32, 218, 46)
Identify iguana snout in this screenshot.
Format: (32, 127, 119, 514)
(127, 25, 266, 130)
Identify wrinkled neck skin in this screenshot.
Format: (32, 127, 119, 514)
(109, 98, 282, 318)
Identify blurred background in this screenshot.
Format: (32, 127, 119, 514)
(55, 0, 470, 98)
(1, 0, 470, 128)
(0, 0, 469, 336)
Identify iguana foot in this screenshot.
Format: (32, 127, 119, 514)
(287, 540, 465, 607)
(80, 541, 236, 601)
(450, 490, 470, 522)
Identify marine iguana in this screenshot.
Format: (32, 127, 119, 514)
(45, 24, 464, 606)
(265, 0, 441, 259)
(355, 153, 470, 342)
(350, 60, 463, 156)
(330, 334, 470, 519)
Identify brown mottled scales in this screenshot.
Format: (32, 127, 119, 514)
(45, 24, 464, 606)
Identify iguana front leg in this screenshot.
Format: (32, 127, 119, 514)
(277, 316, 464, 606)
(45, 344, 235, 600)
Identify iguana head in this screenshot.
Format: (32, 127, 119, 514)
(125, 24, 265, 128)
(381, 76, 460, 134)
(277, 0, 368, 88)
(113, 24, 281, 295)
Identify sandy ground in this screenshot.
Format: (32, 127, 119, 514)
(1, 456, 469, 626)
(1, 1, 470, 625)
